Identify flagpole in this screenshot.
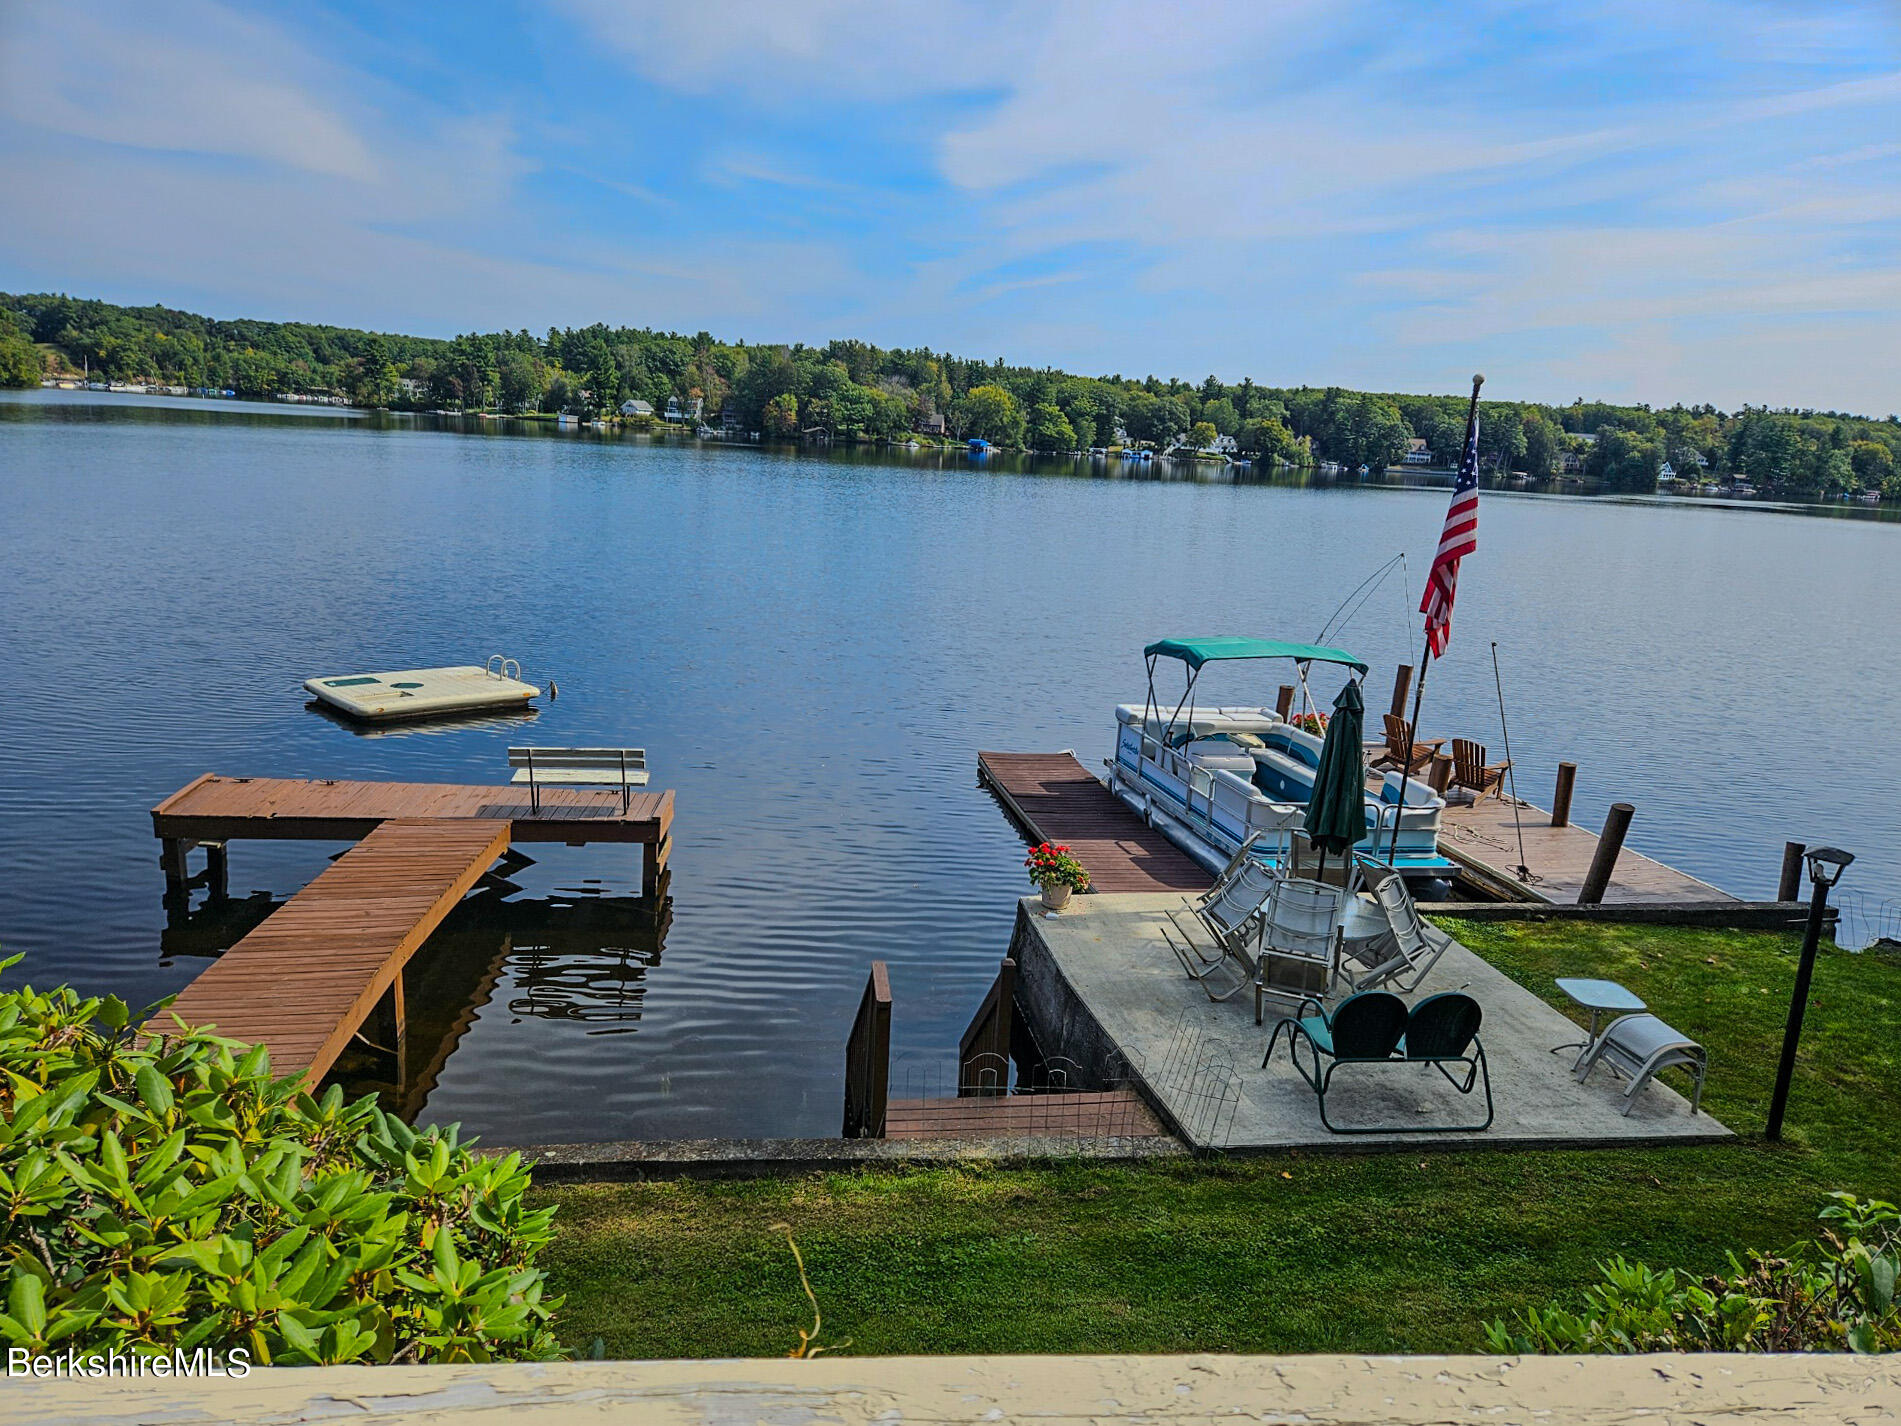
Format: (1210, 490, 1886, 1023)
(1387, 372, 1484, 865)
(1386, 631, 1435, 864)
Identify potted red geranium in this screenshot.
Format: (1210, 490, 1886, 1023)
(1025, 841, 1090, 910)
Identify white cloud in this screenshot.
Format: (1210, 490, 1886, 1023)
(550, 0, 1024, 101)
(0, 0, 378, 180)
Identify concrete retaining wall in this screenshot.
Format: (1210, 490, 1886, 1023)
(7, 1353, 1895, 1423)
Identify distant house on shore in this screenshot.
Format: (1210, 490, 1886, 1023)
(664, 395, 703, 424)
(717, 407, 745, 437)
(917, 412, 947, 436)
(620, 398, 655, 418)
(1403, 437, 1432, 465)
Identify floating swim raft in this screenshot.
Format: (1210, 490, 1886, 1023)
(304, 656, 541, 722)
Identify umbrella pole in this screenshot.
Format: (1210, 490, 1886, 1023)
(1387, 633, 1434, 865)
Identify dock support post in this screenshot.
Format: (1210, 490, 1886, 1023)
(204, 842, 229, 902)
(1389, 664, 1414, 721)
(643, 834, 670, 898)
(1777, 841, 1807, 902)
(1276, 685, 1295, 720)
(1578, 803, 1635, 905)
(1428, 752, 1455, 794)
(159, 838, 192, 894)
(958, 957, 1017, 1097)
(842, 962, 892, 1138)
(1551, 763, 1577, 828)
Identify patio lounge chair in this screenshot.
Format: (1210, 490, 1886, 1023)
(1264, 990, 1494, 1134)
(1574, 1012, 1708, 1116)
(1451, 738, 1511, 803)
(1253, 876, 1345, 1023)
(1370, 713, 1443, 775)
(1342, 856, 1457, 993)
(1161, 836, 1275, 1002)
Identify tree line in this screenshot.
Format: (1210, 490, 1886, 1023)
(4, 292, 1896, 499)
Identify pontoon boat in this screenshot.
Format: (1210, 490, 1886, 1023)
(1105, 637, 1452, 880)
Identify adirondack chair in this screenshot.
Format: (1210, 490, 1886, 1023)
(1371, 713, 1443, 775)
(1450, 738, 1511, 803)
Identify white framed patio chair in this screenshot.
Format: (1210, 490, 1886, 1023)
(1253, 876, 1344, 1024)
(1341, 855, 1456, 994)
(1161, 846, 1278, 1004)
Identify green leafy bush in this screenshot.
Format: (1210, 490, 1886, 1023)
(1487, 1194, 1900, 1354)
(0, 959, 565, 1364)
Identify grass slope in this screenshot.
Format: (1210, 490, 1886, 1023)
(535, 922, 1900, 1357)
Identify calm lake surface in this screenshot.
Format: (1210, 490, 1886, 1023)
(3, 390, 1898, 1143)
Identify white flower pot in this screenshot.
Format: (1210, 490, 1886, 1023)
(1040, 882, 1073, 911)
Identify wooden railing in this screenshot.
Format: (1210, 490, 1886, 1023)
(841, 961, 891, 1138)
(957, 957, 1016, 1097)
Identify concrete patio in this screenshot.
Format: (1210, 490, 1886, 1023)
(1010, 894, 1732, 1152)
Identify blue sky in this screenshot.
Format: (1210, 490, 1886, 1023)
(2, 0, 1897, 412)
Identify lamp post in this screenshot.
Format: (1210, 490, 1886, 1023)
(1765, 845, 1854, 1143)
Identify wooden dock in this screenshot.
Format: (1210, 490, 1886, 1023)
(1438, 794, 1733, 905)
(161, 820, 510, 1084)
(977, 752, 1210, 894)
(977, 750, 1731, 908)
(153, 773, 672, 894)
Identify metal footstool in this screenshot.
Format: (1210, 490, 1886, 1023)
(1574, 1012, 1707, 1116)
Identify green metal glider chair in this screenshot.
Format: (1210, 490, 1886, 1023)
(1263, 990, 1495, 1134)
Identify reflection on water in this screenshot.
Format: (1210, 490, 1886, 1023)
(164, 872, 684, 1121)
(4, 390, 1898, 1143)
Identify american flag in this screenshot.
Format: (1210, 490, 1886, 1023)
(1420, 412, 1480, 658)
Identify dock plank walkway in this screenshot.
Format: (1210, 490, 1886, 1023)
(161, 819, 511, 1084)
(1438, 796, 1733, 905)
(886, 1090, 1165, 1140)
(977, 752, 1210, 894)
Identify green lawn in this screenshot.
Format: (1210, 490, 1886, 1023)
(535, 921, 1900, 1358)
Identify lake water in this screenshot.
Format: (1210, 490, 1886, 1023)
(3, 390, 1897, 1143)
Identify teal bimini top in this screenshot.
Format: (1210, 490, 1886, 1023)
(1143, 637, 1368, 674)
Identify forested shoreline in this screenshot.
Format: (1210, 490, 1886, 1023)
(3, 292, 1895, 499)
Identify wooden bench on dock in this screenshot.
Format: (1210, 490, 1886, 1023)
(508, 746, 649, 812)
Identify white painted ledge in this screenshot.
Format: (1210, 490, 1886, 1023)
(4, 1352, 1897, 1425)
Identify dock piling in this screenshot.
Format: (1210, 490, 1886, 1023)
(1389, 664, 1414, 721)
(958, 957, 1017, 1097)
(1578, 803, 1635, 905)
(1428, 752, 1455, 794)
(1276, 685, 1295, 720)
(1551, 763, 1577, 828)
(842, 962, 892, 1138)
(159, 838, 193, 894)
(1777, 841, 1807, 902)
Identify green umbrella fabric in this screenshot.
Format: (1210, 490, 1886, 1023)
(1302, 678, 1368, 857)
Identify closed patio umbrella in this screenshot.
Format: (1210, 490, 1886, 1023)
(1302, 676, 1368, 875)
